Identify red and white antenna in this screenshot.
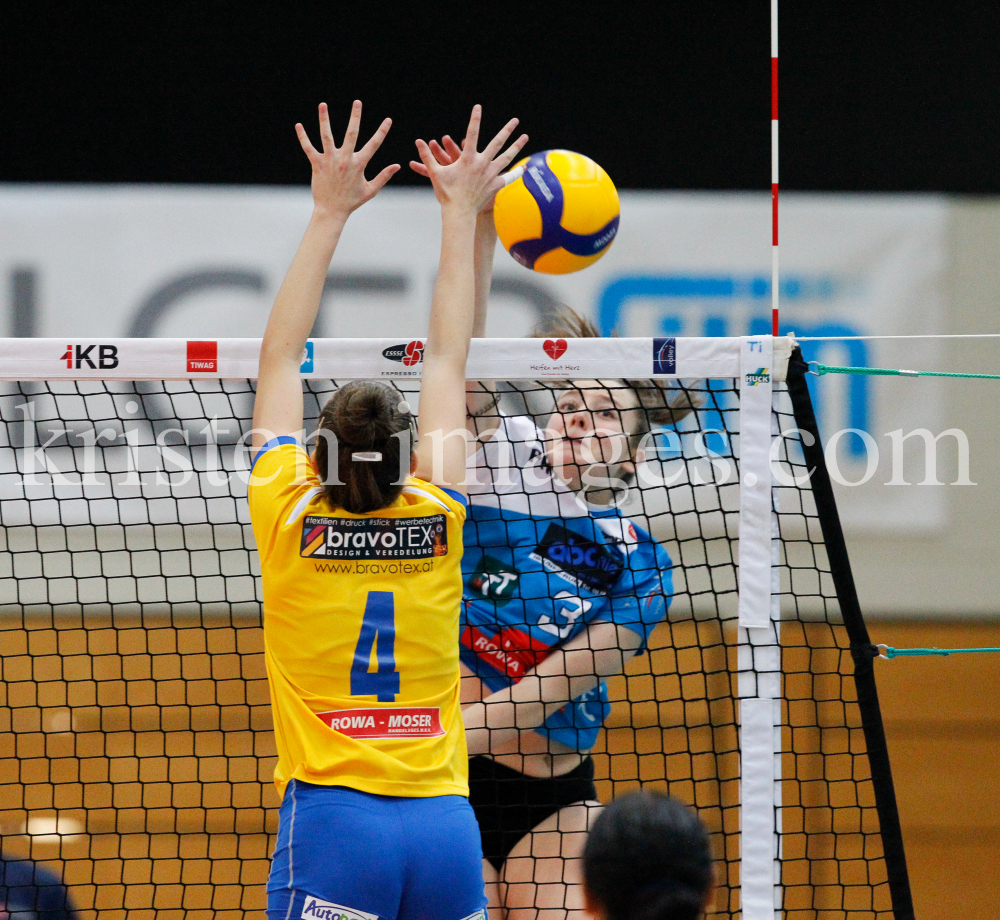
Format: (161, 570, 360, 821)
(771, 0, 779, 335)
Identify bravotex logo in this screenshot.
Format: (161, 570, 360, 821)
(61, 344, 118, 369)
(382, 340, 424, 366)
(301, 896, 377, 920)
(300, 514, 448, 560)
(745, 367, 771, 386)
(187, 340, 217, 372)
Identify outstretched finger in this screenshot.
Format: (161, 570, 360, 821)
(369, 163, 401, 194)
(413, 139, 438, 174)
(493, 133, 530, 172)
(318, 103, 335, 153)
(462, 104, 483, 154)
(441, 135, 463, 161)
(409, 160, 430, 176)
(295, 123, 320, 161)
(483, 116, 520, 159)
(428, 139, 455, 166)
(342, 100, 363, 153)
(486, 175, 509, 199)
(358, 116, 393, 163)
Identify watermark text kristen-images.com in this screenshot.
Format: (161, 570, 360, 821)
(12, 405, 975, 497)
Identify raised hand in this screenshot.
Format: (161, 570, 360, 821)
(296, 100, 400, 219)
(411, 134, 464, 171)
(410, 106, 527, 215)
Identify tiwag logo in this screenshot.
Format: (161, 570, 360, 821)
(300, 896, 377, 920)
(382, 340, 424, 366)
(61, 344, 118, 369)
(187, 341, 218, 372)
(745, 367, 771, 386)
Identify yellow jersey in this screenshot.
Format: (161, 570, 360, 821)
(248, 441, 468, 800)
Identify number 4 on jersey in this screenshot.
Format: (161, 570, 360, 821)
(351, 591, 400, 702)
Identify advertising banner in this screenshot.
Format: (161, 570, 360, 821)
(0, 187, 948, 531)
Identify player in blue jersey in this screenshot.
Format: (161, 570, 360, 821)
(462, 352, 690, 920)
(414, 134, 696, 920)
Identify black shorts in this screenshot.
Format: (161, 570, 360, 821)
(467, 755, 597, 872)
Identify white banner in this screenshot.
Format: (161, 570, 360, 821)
(0, 186, 947, 531)
(0, 336, 798, 382)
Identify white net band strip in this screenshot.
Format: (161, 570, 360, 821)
(0, 336, 795, 381)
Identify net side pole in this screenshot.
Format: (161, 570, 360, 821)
(738, 335, 780, 920)
(786, 350, 916, 920)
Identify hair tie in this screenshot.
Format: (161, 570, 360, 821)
(351, 451, 382, 462)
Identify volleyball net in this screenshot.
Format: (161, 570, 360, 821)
(0, 335, 911, 920)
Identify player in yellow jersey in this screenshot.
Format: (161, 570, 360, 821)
(248, 101, 527, 920)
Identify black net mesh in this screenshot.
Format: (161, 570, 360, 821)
(0, 375, 894, 919)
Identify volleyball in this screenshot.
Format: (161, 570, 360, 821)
(494, 149, 620, 274)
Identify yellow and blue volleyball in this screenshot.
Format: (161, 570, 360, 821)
(494, 150, 620, 274)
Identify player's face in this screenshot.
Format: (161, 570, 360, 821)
(545, 380, 641, 493)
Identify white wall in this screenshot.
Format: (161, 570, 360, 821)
(850, 200, 1000, 617)
(1, 188, 997, 617)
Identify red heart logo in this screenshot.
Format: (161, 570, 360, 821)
(543, 338, 567, 360)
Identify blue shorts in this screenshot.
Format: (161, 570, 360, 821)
(267, 781, 487, 920)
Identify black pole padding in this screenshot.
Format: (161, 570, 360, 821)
(786, 348, 916, 920)
(853, 643, 882, 665)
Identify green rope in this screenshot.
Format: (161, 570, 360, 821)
(879, 645, 1000, 659)
(813, 363, 1000, 380)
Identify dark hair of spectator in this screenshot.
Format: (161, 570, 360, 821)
(582, 791, 713, 920)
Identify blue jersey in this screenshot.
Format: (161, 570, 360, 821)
(461, 415, 672, 752)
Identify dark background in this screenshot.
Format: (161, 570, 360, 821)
(3, 2, 999, 191)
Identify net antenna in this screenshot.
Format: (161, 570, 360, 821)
(0, 334, 913, 919)
(772, 0, 780, 339)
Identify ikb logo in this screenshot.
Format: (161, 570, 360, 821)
(301, 897, 377, 920)
(745, 367, 770, 386)
(61, 344, 118, 369)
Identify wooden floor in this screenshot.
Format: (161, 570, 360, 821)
(867, 620, 1000, 920)
(1, 616, 996, 919)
